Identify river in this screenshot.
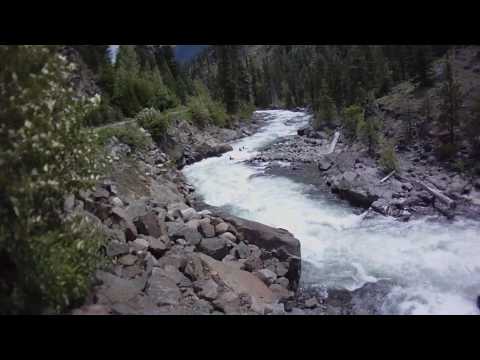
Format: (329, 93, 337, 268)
(183, 110, 480, 315)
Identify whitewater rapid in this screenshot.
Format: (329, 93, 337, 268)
(183, 110, 480, 315)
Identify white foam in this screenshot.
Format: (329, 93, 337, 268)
(183, 110, 480, 315)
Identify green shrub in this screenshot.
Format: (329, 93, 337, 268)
(379, 139, 399, 174)
(357, 116, 382, 154)
(209, 101, 230, 127)
(237, 102, 256, 123)
(0, 45, 105, 314)
(342, 105, 365, 139)
(136, 108, 170, 143)
(14, 216, 106, 313)
(96, 124, 150, 150)
(84, 99, 124, 127)
(187, 96, 210, 128)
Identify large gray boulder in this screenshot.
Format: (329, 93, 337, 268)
(198, 254, 275, 306)
(146, 268, 182, 307)
(110, 207, 138, 242)
(135, 212, 167, 239)
(209, 211, 302, 291)
(199, 237, 229, 260)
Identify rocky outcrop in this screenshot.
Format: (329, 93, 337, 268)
(202, 209, 302, 292)
(159, 118, 264, 169)
(70, 120, 298, 315)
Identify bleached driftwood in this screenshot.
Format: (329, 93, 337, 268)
(327, 131, 341, 154)
(380, 170, 396, 184)
(416, 180, 456, 209)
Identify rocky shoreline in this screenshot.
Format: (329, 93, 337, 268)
(249, 122, 480, 223)
(70, 114, 331, 315)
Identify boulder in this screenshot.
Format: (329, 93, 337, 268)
(199, 219, 216, 238)
(235, 242, 251, 259)
(135, 213, 167, 239)
(184, 254, 206, 281)
(198, 254, 275, 305)
(275, 262, 289, 277)
(212, 291, 243, 315)
(126, 200, 149, 221)
(185, 219, 202, 231)
(318, 156, 334, 172)
(106, 241, 130, 258)
(193, 279, 219, 301)
(183, 228, 202, 246)
(121, 265, 144, 279)
(148, 236, 169, 258)
(199, 237, 229, 260)
(157, 265, 192, 287)
(133, 238, 149, 251)
(215, 222, 230, 235)
(95, 271, 146, 305)
(254, 269, 277, 286)
(111, 207, 138, 242)
(167, 202, 190, 220)
(167, 222, 202, 246)
(330, 171, 380, 208)
(219, 232, 237, 243)
(167, 221, 188, 239)
(156, 253, 188, 271)
(180, 207, 201, 222)
(118, 254, 138, 266)
(146, 268, 182, 306)
(209, 211, 301, 291)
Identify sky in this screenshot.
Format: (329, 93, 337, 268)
(109, 45, 119, 63)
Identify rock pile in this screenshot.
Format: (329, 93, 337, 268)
(71, 122, 301, 316)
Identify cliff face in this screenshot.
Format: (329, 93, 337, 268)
(61, 46, 102, 98)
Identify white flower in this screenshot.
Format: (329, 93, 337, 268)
(24, 120, 32, 129)
(46, 99, 56, 111)
(90, 93, 102, 106)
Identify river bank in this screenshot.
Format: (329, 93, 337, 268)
(183, 110, 480, 315)
(70, 113, 311, 315)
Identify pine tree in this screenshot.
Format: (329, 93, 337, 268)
(313, 79, 336, 130)
(438, 54, 463, 145)
(413, 46, 434, 87)
(112, 45, 142, 116)
(216, 45, 239, 114)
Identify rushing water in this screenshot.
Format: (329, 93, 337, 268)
(183, 110, 480, 315)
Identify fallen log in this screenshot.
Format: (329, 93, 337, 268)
(415, 180, 456, 209)
(380, 170, 396, 184)
(327, 131, 341, 154)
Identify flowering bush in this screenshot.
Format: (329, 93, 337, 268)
(0, 45, 105, 313)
